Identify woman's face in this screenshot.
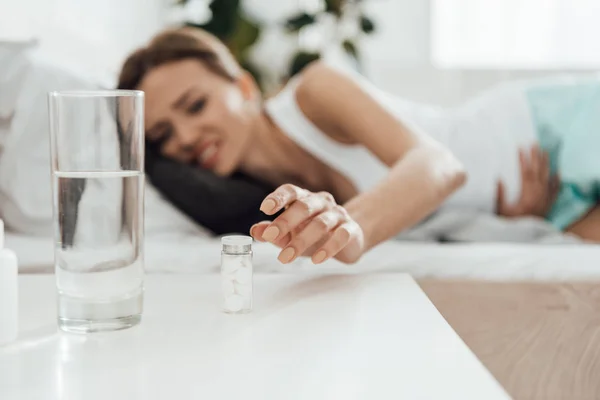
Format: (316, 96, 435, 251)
(138, 59, 257, 176)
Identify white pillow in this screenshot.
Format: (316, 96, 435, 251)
(0, 39, 36, 119)
(0, 50, 100, 235)
(0, 47, 212, 241)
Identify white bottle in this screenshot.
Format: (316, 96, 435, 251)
(0, 219, 18, 345)
(221, 235, 253, 314)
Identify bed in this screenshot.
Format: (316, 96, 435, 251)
(4, 40, 599, 280)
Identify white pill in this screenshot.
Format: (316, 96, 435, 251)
(235, 282, 252, 297)
(240, 257, 252, 269)
(221, 257, 242, 274)
(235, 266, 252, 284)
(224, 294, 243, 312)
(222, 278, 235, 296)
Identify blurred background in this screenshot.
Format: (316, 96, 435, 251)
(2, 0, 599, 106)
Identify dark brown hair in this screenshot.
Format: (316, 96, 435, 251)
(118, 27, 242, 90)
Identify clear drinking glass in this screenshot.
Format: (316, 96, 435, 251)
(48, 90, 145, 333)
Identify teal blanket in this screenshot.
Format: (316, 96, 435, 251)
(526, 79, 600, 230)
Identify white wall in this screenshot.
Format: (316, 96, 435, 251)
(360, 0, 598, 106)
(1, 0, 595, 103)
(0, 0, 170, 85)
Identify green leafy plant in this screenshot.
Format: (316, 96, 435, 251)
(177, 0, 375, 90)
(284, 0, 375, 74)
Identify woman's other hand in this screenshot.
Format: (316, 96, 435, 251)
(497, 145, 560, 218)
(250, 184, 365, 265)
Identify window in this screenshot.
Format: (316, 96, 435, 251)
(431, 0, 600, 69)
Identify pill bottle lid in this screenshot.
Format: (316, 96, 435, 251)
(221, 235, 252, 254)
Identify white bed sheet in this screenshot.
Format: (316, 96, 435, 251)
(9, 232, 600, 281)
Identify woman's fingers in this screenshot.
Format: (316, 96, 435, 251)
(259, 184, 308, 215)
(496, 180, 510, 215)
(277, 207, 345, 264)
(250, 221, 291, 248)
(499, 144, 560, 218)
(540, 150, 550, 183)
(250, 221, 270, 242)
(256, 186, 362, 265)
(530, 145, 541, 179)
(519, 149, 533, 182)
(312, 221, 361, 264)
(261, 191, 335, 243)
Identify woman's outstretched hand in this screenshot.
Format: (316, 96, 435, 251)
(250, 184, 365, 264)
(497, 145, 560, 218)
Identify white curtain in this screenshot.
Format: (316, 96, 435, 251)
(432, 0, 600, 69)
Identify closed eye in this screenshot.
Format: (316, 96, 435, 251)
(187, 98, 206, 114)
(147, 126, 172, 151)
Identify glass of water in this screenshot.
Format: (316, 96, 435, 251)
(48, 90, 145, 333)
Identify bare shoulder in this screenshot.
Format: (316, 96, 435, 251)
(295, 61, 343, 94)
(293, 62, 358, 144)
(292, 61, 430, 167)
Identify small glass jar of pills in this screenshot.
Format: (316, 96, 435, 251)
(221, 235, 253, 314)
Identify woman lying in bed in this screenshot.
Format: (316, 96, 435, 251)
(118, 27, 599, 264)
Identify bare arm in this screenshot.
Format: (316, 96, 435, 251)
(343, 145, 464, 255)
(251, 63, 465, 263)
(297, 63, 465, 255)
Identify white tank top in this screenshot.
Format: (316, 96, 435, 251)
(264, 70, 538, 214)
